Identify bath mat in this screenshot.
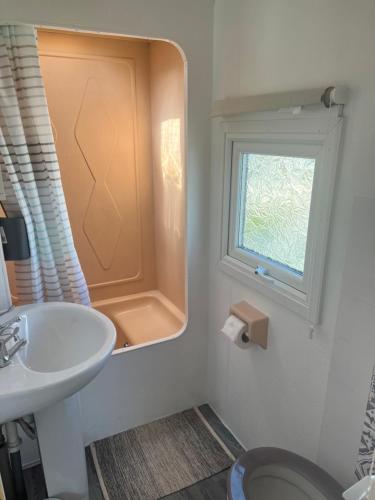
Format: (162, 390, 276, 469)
(90, 407, 234, 500)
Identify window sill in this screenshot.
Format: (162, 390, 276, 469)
(218, 255, 316, 322)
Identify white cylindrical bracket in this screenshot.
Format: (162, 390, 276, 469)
(321, 86, 349, 107)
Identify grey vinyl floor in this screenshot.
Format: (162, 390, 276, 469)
(24, 404, 244, 500)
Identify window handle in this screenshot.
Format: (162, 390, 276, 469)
(254, 266, 274, 285)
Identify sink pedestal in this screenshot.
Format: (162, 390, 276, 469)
(35, 393, 89, 500)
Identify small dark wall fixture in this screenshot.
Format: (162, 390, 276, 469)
(0, 217, 30, 261)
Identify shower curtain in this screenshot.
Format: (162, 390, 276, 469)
(0, 24, 90, 305)
(356, 364, 375, 478)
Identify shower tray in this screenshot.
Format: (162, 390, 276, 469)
(93, 290, 185, 350)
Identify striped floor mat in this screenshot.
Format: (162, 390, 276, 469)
(90, 407, 234, 499)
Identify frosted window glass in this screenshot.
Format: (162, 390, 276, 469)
(238, 153, 315, 274)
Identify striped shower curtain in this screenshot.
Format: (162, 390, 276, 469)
(356, 365, 375, 478)
(0, 24, 90, 305)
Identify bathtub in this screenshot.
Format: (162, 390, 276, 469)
(93, 290, 185, 352)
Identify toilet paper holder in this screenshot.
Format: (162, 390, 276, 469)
(230, 301, 269, 349)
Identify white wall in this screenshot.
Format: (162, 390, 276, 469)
(208, 0, 375, 487)
(0, 0, 213, 463)
(318, 196, 375, 485)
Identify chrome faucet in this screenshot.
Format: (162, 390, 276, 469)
(0, 316, 26, 368)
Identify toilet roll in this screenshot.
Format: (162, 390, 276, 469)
(220, 314, 250, 349)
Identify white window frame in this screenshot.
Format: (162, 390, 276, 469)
(217, 107, 343, 323)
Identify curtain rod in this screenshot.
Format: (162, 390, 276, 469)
(211, 86, 349, 117)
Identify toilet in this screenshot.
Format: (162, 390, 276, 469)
(227, 447, 343, 500)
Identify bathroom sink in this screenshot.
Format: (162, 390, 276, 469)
(0, 302, 116, 423)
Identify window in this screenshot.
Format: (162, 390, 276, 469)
(238, 153, 315, 273)
(229, 143, 319, 293)
(218, 108, 343, 323)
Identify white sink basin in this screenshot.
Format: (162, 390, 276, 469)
(0, 302, 116, 423)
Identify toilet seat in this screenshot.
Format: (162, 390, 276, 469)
(227, 447, 343, 500)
